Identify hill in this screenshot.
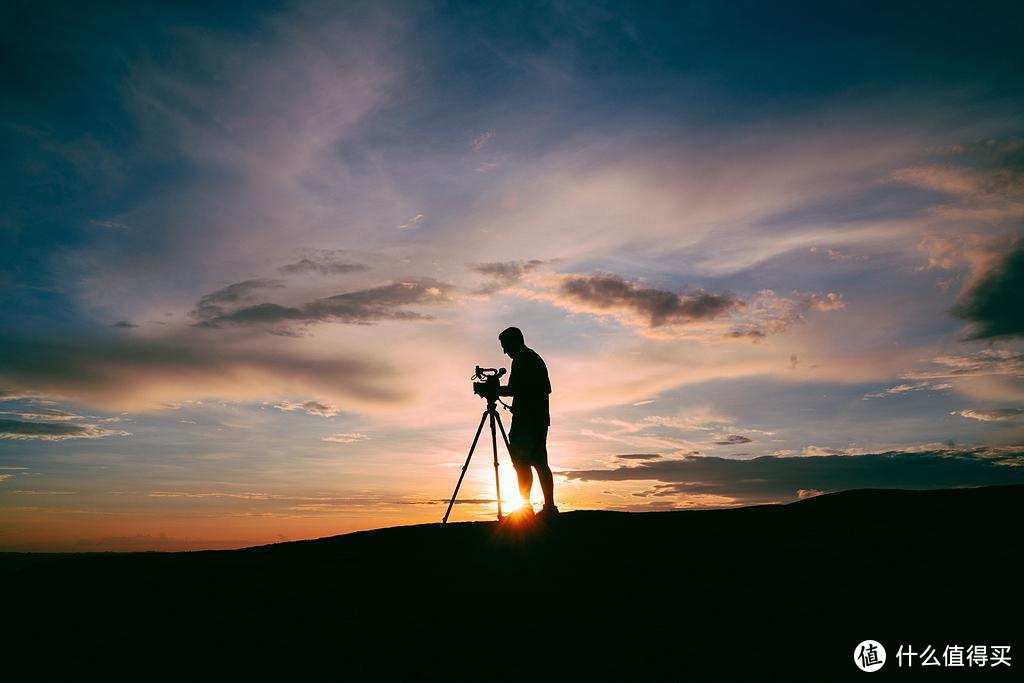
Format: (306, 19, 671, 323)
(5, 484, 1021, 674)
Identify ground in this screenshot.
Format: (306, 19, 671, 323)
(4, 484, 1020, 676)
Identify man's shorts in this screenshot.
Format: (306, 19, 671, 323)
(507, 422, 549, 468)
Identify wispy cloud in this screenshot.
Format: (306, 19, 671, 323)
(0, 419, 129, 441)
(0, 335, 404, 411)
(398, 214, 424, 229)
(864, 381, 953, 399)
(278, 256, 368, 277)
(471, 131, 494, 151)
(322, 432, 367, 444)
(274, 400, 342, 418)
(192, 278, 455, 331)
(951, 408, 1024, 422)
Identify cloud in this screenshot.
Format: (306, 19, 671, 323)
(551, 273, 740, 328)
(278, 256, 368, 276)
(0, 419, 129, 441)
(890, 154, 1024, 226)
(863, 381, 953, 399)
(398, 214, 424, 229)
(11, 490, 76, 495)
(806, 292, 846, 311)
(0, 335, 403, 411)
(322, 432, 367, 443)
(470, 259, 547, 292)
(808, 246, 867, 263)
(471, 131, 494, 151)
(0, 407, 84, 421)
(193, 278, 455, 330)
(951, 408, 1024, 422)
(149, 491, 270, 500)
(891, 165, 992, 197)
(714, 435, 752, 445)
(89, 219, 132, 231)
(190, 279, 286, 322)
(563, 447, 1024, 505)
(952, 239, 1024, 339)
(912, 230, 1022, 340)
(0, 474, 14, 483)
(0, 391, 45, 402)
(274, 400, 342, 418)
(730, 289, 845, 338)
(802, 445, 849, 456)
(111, 321, 138, 328)
(615, 453, 661, 460)
(904, 349, 1024, 380)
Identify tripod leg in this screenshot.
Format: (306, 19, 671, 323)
(442, 410, 489, 524)
(494, 412, 517, 512)
(489, 410, 503, 521)
(494, 411, 513, 455)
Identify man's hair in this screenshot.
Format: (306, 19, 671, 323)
(498, 326, 525, 346)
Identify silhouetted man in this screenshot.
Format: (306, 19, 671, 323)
(497, 326, 557, 517)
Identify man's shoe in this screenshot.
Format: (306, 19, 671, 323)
(536, 504, 560, 518)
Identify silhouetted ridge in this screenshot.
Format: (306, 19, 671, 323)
(4, 484, 1020, 675)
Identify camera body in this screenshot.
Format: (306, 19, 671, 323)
(471, 365, 506, 403)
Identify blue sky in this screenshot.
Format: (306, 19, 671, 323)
(2, 1, 1023, 550)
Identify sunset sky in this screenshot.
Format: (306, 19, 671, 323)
(2, 1, 1023, 551)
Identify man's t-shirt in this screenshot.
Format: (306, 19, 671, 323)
(508, 346, 552, 428)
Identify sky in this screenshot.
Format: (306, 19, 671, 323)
(2, 0, 1023, 551)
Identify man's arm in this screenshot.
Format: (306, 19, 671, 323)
(498, 356, 519, 397)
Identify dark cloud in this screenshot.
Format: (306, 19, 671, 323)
(472, 260, 545, 282)
(190, 279, 286, 321)
(563, 448, 1024, 505)
(715, 435, 753, 445)
(557, 274, 739, 327)
(111, 321, 138, 328)
(615, 453, 661, 460)
(194, 278, 455, 329)
(953, 239, 1024, 339)
(0, 419, 128, 441)
(0, 334, 403, 409)
(0, 407, 83, 421)
(470, 259, 547, 294)
(278, 257, 368, 276)
(725, 328, 767, 340)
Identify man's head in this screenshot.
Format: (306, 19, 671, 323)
(498, 326, 525, 358)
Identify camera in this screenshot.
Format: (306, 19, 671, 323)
(471, 365, 506, 402)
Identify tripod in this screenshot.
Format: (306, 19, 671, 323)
(442, 396, 512, 524)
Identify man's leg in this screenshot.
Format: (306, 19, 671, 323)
(513, 462, 533, 506)
(535, 425, 555, 509)
(535, 462, 554, 508)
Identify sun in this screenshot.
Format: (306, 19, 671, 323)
(478, 463, 534, 516)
